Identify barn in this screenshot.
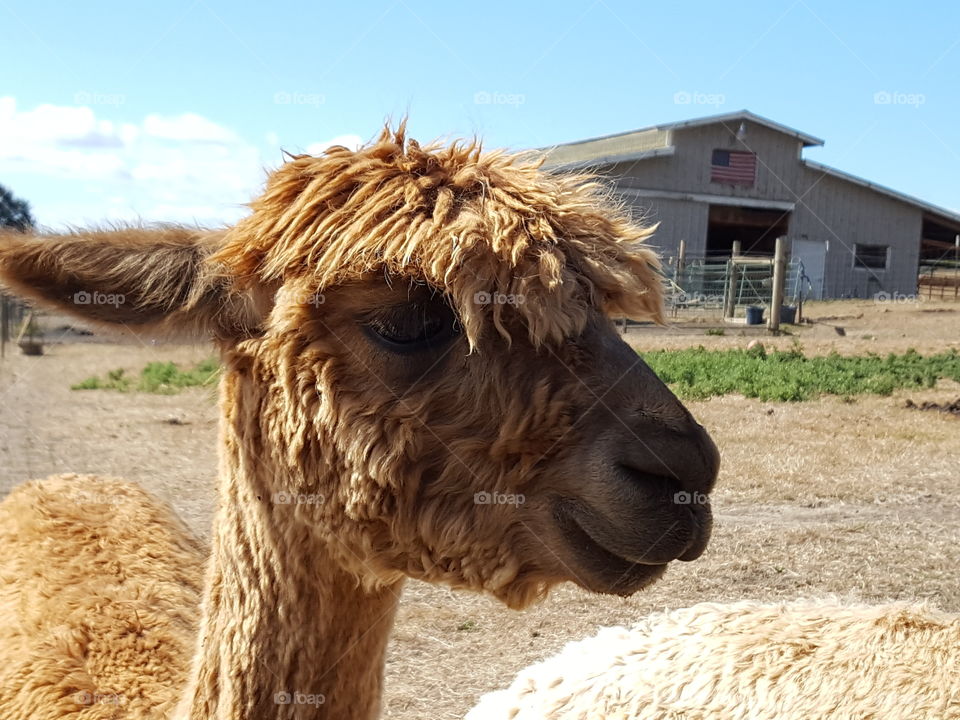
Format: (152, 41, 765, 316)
(542, 110, 960, 299)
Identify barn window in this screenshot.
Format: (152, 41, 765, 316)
(853, 244, 889, 270)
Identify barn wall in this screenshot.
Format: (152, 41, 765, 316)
(603, 122, 804, 202)
(577, 118, 928, 298)
(618, 194, 708, 264)
(793, 169, 922, 297)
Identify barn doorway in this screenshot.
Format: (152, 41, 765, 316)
(919, 214, 960, 300)
(791, 237, 827, 299)
(706, 205, 790, 258)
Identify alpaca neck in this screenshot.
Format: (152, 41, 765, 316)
(177, 409, 402, 719)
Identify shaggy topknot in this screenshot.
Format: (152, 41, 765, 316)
(214, 123, 663, 346)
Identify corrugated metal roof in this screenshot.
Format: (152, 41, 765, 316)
(539, 110, 824, 169)
(802, 160, 960, 226)
(652, 110, 825, 147)
(541, 129, 673, 169)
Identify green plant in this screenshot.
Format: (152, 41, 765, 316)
(72, 359, 220, 394)
(138, 358, 220, 394)
(71, 368, 131, 391)
(640, 347, 960, 402)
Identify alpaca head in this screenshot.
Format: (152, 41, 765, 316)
(0, 125, 718, 609)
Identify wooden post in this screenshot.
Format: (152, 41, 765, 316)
(768, 236, 787, 333)
(674, 239, 687, 317)
(724, 241, 741, 319)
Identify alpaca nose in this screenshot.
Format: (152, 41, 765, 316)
(617, 417, 720, 497)
(591, 342, 720, 496)
(577, 316, 720, 497)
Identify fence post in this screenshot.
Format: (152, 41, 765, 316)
(673, 239, 687, 320)
(768, 236, 787, 333)
(724, 241, 741, 319)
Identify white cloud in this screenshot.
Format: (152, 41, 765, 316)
(0, 96, 266, 228)
(143, 112, 239, 143)
(0, 100, 96, 144)
(0, 98, 374, 229)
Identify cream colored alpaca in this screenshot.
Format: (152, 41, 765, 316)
(468, 599, 960, 720)
(0, 126, 719, 720)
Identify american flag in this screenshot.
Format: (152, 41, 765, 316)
(710, 149, 756, 185)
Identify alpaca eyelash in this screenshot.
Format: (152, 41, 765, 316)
(364, 302, 458, 348)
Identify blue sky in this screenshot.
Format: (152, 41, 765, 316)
(1, 0, 957, 229)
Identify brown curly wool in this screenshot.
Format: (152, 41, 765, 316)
(0, 475, 203, 719)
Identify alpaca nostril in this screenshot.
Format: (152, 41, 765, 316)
(615, 467, 710, 511)
(615, 467, 676, 498)
(616, 421, 720, 497)
(614, 466, 714, 560)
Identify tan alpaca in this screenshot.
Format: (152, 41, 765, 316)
(0, 126, 719, 720)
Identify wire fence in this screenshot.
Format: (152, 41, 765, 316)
(918, 259, 960, 301)
(0, 293, 31, 357)
(663, 257, 804, 319)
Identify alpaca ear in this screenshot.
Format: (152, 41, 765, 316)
(0, 227, 264, 340)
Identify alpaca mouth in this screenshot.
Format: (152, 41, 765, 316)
(552, 495, 711, 595)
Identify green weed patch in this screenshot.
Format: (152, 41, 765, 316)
(72, 358, 220, 394)
(640, 347, 960, 401)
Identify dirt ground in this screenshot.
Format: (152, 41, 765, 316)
(1, 299, 958, 720)
(630, 298, 960, 356)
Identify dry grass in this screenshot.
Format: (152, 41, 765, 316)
(0, 299, 958, 719)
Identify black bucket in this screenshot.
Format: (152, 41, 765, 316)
(745, 306, 764, 325)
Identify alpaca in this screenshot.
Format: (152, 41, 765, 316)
(0, 125, 720, 720)
(467, 599, 960, 719)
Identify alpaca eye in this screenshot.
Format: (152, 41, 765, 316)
(365, 301, 459, 352)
